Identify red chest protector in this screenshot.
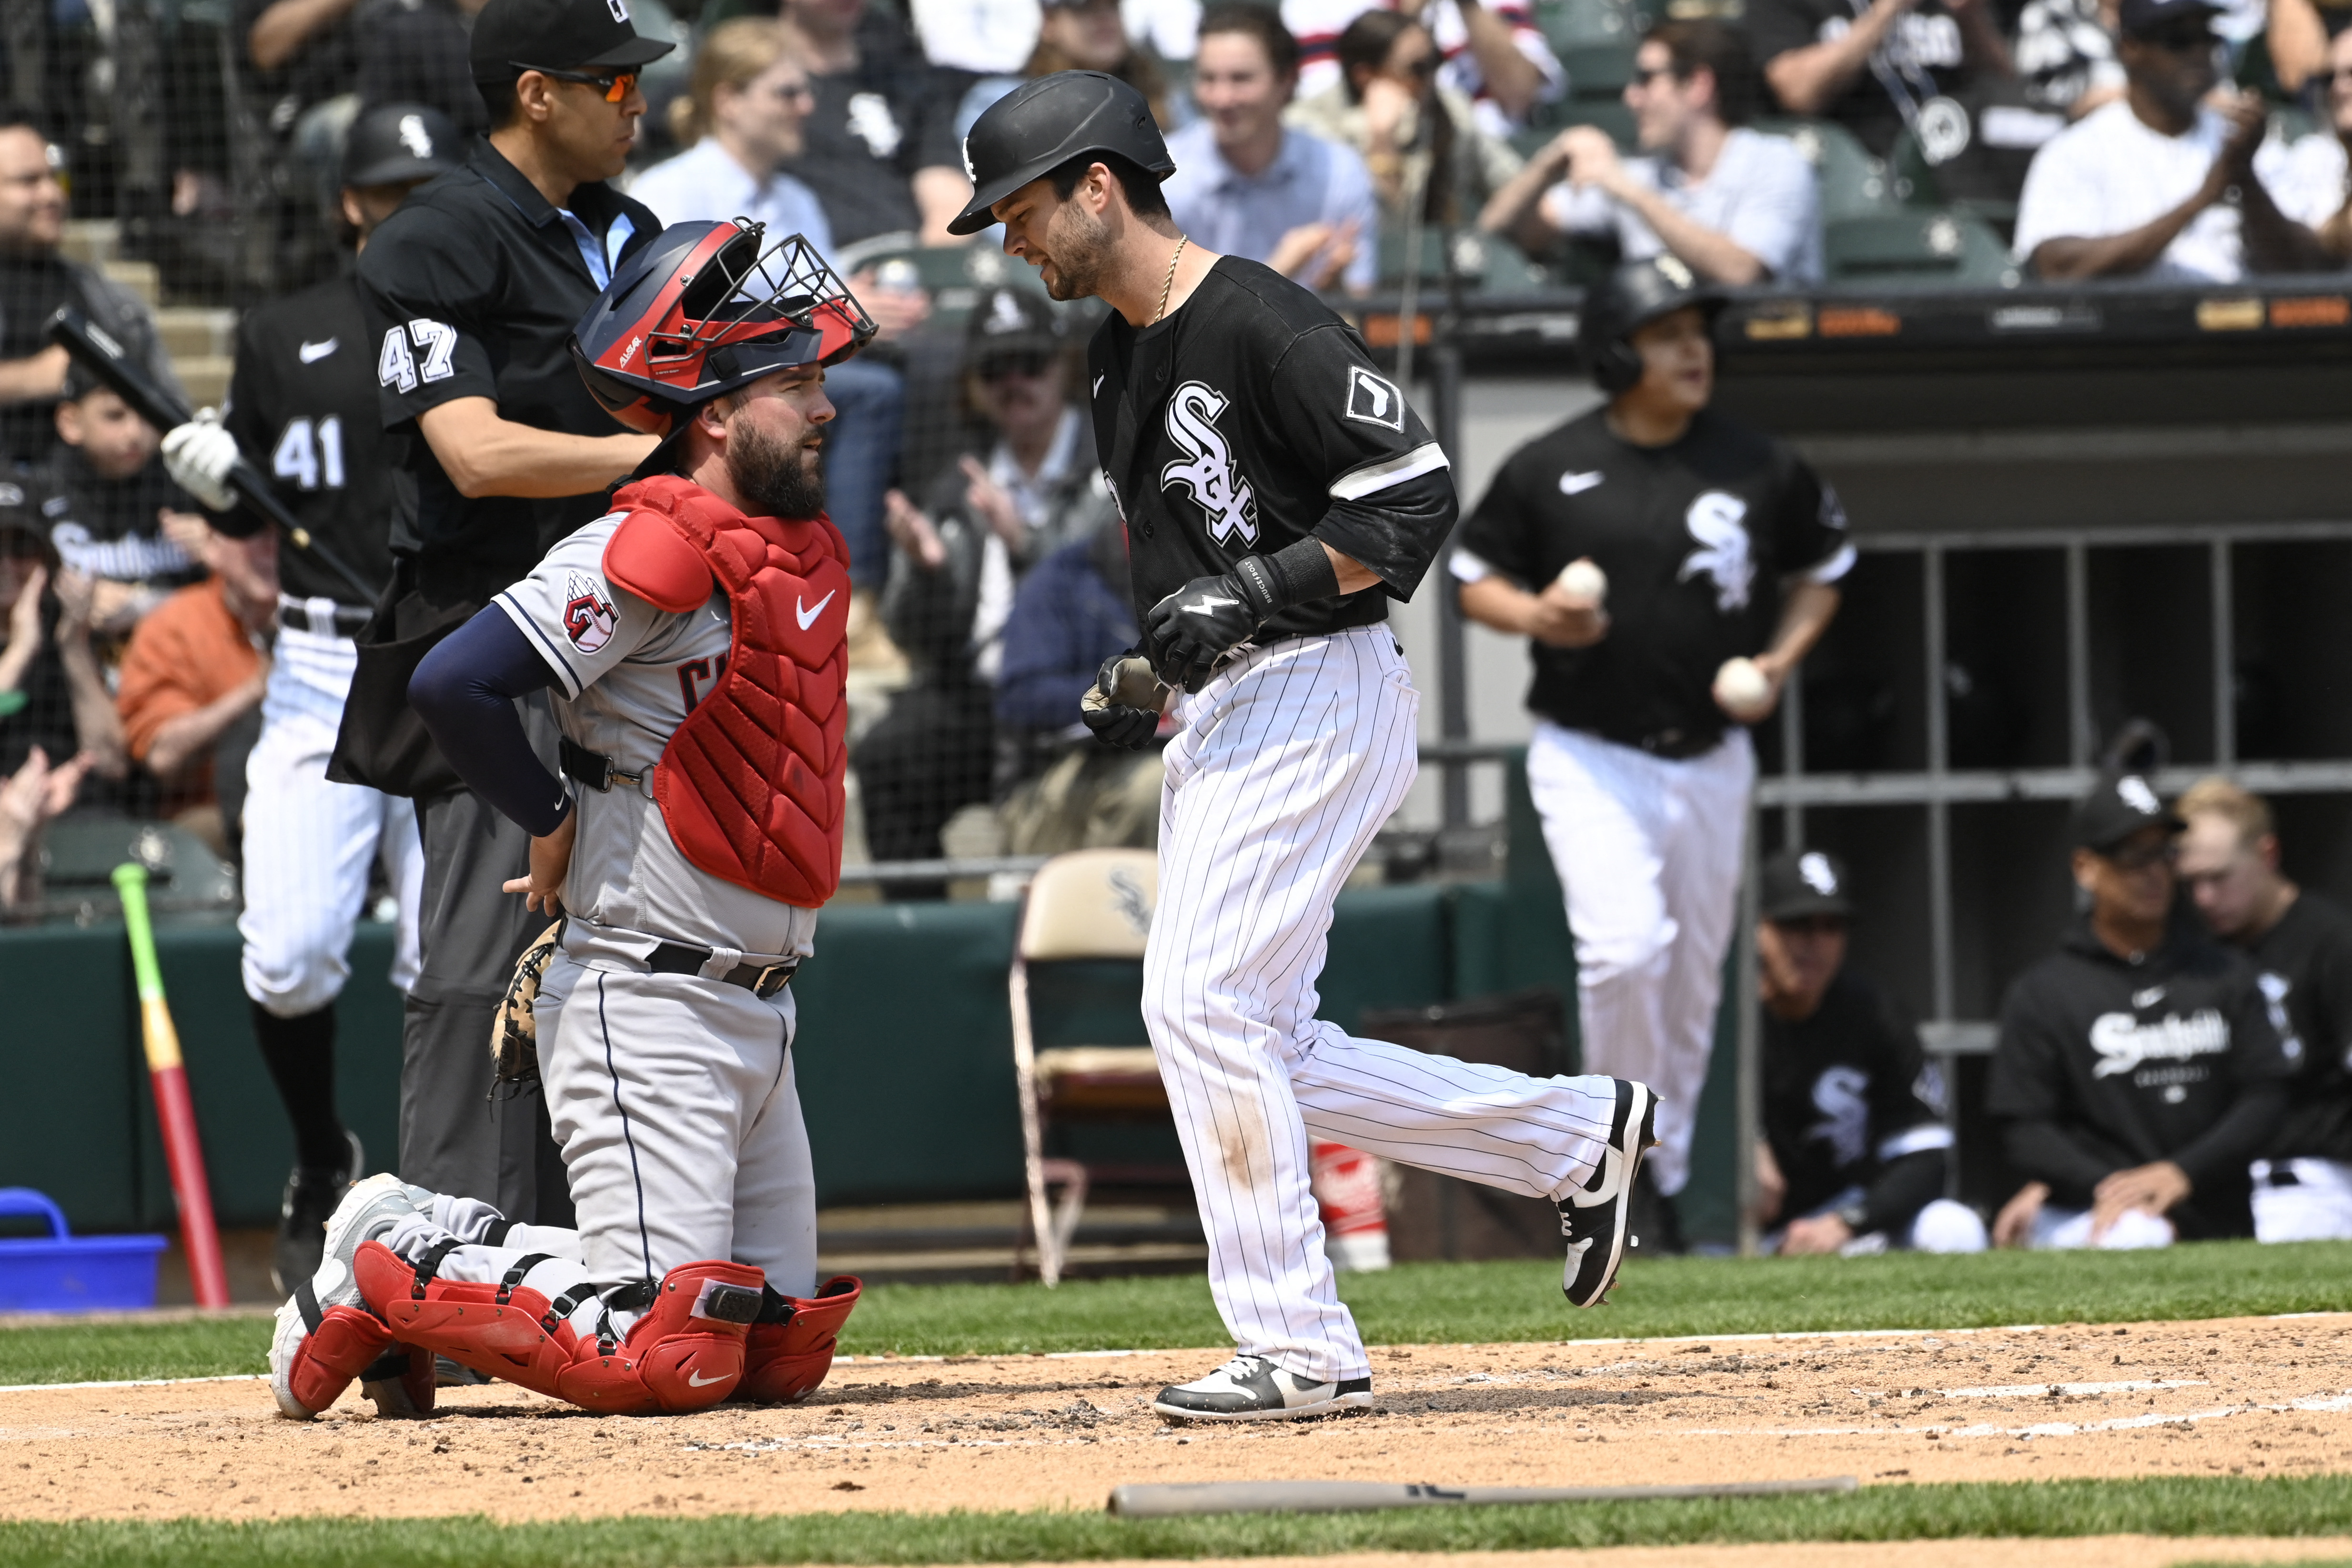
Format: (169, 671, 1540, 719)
(600, 475, 850, 909)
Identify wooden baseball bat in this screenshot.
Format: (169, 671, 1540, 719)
(1107, 1476, 1858, 1517)
(111, 863, 229, 1308)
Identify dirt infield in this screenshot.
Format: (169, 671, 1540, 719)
(1, 1313, 2348, 1523)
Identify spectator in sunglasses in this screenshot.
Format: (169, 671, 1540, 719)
(1480, 20, 1819, 285)
(1986, 770, 2297, 1249)
(856, 289, 1117, 892)
(1287, 10, 1524, 231)
(2014, 0, 2330, 279)
(631, 19, 833, 253)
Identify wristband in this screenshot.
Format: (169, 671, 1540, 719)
(1233, 538, 1344, 618)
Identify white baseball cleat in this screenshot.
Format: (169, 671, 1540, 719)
(269, 1174, 426, 1420)
(1559, 1078, 1658, 1308)
(1151, 1354, 1373, 1423)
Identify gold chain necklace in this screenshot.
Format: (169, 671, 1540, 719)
(1151, 236, 1189, 326)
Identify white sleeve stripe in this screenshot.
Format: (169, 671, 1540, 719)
(1878, 1123, 1954, 1160)
(1329, 441, 1450, 502)
(1796, 542, 1857, 586)
(1448, 549, 1496, 584)
(495, 593, 585, 699)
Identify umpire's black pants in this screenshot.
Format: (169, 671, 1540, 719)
(397, 694, 574, 1225)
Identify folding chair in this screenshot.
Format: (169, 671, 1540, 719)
(1009, 848, 1171, 1285)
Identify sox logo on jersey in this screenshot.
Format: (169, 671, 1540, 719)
(1679, 492, 1755, 612)
(1161, 381, 1258, 546)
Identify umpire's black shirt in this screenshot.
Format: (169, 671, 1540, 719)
(1454, 407, 1850, 757)
(356, 136, 659, 602)
(1086, 256, 1455, 640)
(2243, 891, 2352, 1163)
(1987, 918, 2297, 1238)
(215, 276, 397, 605)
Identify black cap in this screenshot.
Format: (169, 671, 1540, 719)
(949, 71, 1174, 237)
(2072, 772, 2185, 852)
(2117, 0, 2221, 37)
(1759, 848, 1856, 923)
(342, 103, 463, 188)
(471, 0, 675, 84)
(1581, 255, 1726, 393)
(966, 287, 1063, 359)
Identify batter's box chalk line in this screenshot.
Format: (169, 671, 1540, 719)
(1691, 1390, 2352, 1441)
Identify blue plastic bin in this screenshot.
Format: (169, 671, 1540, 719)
(0, 1188, 169, 1312)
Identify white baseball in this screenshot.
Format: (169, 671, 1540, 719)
(1713, 656, 1773, 722)
(1554, 558, 1607, 611)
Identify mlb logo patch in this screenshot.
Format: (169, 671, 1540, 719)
(1344, 366, 1403, 431)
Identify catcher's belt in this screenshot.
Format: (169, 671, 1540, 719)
(490, 920, 565, 1094)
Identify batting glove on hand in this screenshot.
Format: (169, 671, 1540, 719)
(161, 412, 239, 513)
(1145, 560, 1284, 692)
(1080, 650, 1165, 749)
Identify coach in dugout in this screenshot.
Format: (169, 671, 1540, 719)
(336, 0, 668, 1231)
(1751, 847, 1985, 1255)
(1452, 255, 1847, 1251)
(2177, 777, 2352, 1241)
(1988, 771, 2296, 1248)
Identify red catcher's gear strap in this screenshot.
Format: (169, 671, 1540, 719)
(603, 475, 851, 907)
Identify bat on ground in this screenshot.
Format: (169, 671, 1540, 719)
(111, 863, 229, 1309)
(1107, 1476, 1858, 1517)
(49, 307, 382, 605)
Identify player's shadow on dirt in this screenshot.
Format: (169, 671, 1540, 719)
(1395, 1386, 1693, 1414)
(819, 1378, 1124, 1407)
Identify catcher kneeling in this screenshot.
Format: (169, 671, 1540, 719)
(270, 221, 873, 1419)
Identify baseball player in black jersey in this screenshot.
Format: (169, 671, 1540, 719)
(1752, 847, 1985, 1255)
(1453, 257, 1848, 1243)
(342, 0, 671, 1236)
(956, 71, 1657, 1425)
(159, 105, 459, 1293)
(2177, 777, 2352, 1241)
(1987, 772, 2297, 1248)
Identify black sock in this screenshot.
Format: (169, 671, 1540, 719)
(250, 1001, 347, 1172)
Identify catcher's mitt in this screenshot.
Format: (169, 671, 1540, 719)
(490, 921, 564, 1096)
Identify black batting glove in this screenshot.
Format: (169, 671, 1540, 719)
(1145, 559, 1282, 692)
(1080, 650, 1163, 749)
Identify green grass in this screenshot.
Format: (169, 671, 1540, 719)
(6, 1477, 2352, 1566)
(6, 1241, 2352, 1386)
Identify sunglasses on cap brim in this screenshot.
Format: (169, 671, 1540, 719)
(515, 63, 640, 102)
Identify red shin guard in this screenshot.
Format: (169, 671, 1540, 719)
(740, 1275, 862, 1404)
(353, 1241, 766, 1414)
(281, 1282, 396, 1417)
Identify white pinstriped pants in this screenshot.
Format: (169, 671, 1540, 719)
(240, 625, 424, 1016)
(1525, 722, 1754, 1196)
(1144, 627, 1619, 1384)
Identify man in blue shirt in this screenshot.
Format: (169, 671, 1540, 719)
(1163, 4, 1380, 295)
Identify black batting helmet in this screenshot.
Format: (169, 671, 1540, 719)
(948, 71, 1175, 236)
(1579, 255, 1726, 395)
(569, 219, 875, 438)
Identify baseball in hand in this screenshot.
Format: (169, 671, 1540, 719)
(1554, 558, 1607, 611)
(1713, 656, 1774, 722)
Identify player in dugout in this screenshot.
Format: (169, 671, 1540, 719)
(2176, 777, 2352, 1241)
(268, 220, 871, 1422)
(1988, 771, 2298, 1248)
(336, 0, 670, 1243)
(159, 104, 459, 1294)
(1749, 846, 1986, 1255)
(1452, 254, 1848, 1253)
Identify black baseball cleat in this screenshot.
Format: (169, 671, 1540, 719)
(1151, 1355, 1373, 1423)
(271, 1129, 363, 1297)
(1559, 1079, 1658, 1307)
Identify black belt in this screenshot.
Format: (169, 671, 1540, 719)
(647, 941, 798, 998)
(278, 601, 373, 637)
(2260, 1165, 2302, 1188)
(559, 736, 650, 796)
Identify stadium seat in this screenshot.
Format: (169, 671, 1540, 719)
(1535, 0, 1645, 50)
(1376, 228, 1550, 289)
(850, 244, 1050, 330)
(1753, 116, 1903, 222)
(1821, 208, 2018, 288)
(1007, 848, 1178, 1287)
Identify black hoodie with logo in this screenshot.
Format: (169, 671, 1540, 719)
(1987, 917, 2296, 1238)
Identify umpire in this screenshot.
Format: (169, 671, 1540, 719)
(160, 105, 459, 1292)
(1453, 256, 1849, 1247)
(337, 0, 669, 1228)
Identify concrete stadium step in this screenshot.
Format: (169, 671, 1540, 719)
(61, 218, 118, 268)
(174, 354, 232, 411)
(157, 308, 235, 361)
(101, 257, 159, 307)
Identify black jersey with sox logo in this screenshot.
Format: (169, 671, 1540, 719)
(1987, 921, 2298, 1237)
(2243, 890, 2352, 1163)
(1084, 256, 1456, 640)
(215, 275, 397, 604)
(1454, 406, 1851, 753)
(1764, 969, 1952, 1235)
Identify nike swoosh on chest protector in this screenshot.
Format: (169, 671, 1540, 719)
(796, 589, 837, 630)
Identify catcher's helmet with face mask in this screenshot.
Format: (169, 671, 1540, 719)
(570, 220, 876, 438)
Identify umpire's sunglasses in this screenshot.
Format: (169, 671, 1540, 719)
(515, 63, 640, 102)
